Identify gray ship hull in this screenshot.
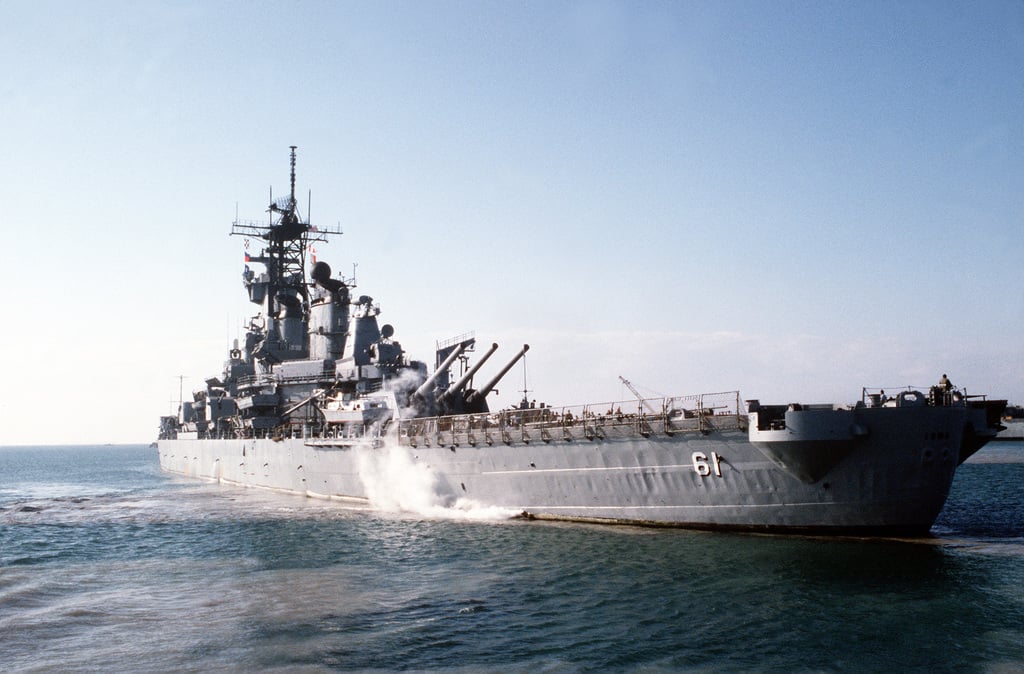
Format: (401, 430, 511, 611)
(157, 149, 1004, 536)
(158, 403, 965, 534)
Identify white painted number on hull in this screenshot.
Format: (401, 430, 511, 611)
(692, 451, 723, 477)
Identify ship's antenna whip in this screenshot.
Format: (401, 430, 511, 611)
(176, 375, 186, 418)
(289, 145, 297, 208)
(519, 352, 531, 408)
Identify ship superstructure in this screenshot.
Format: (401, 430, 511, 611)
(162, 148, 527, 447)
(158, 149, 1007, 534)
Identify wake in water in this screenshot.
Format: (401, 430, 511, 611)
(354, 442, 519, 522)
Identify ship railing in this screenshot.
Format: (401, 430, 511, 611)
(436, 331, 476, 352)
(202, 420, 387, 443)
(398, 391, 745, 447)
(278, 372, 337, 385)
(235, 372, 337, 389)
(861, 385, 983, 408)
(237, 374, 278, 388)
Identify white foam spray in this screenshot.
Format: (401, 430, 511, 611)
(354, 440, 518, 522)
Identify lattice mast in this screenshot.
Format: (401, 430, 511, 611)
(229, 146, 343, 361)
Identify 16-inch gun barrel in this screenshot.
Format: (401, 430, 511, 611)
(414, 342, 467, 399)
(467, 344, 529, 405)
(441, 343, 499, 403)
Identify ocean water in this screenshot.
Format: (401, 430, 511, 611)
(1, 443, 1022, 673)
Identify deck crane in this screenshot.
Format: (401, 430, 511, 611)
(618, 376, 660, 416)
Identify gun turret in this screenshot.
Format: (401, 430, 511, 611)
(414, 342, 467, 400)
(466, 344, 529, 408)
(439, 343, 499, 408)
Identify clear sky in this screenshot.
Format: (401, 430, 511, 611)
(2, 0, 1021, 445)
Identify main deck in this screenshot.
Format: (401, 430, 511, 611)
(399, 391, 746, 448)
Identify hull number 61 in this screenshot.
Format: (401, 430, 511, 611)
(692, 451, 723, 477)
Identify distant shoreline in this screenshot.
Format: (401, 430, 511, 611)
(998, 419, 1024, 441)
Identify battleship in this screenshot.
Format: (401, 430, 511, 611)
(158, 148, 1007, 534)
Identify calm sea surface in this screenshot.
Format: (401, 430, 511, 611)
(1, 442, 1022, 672)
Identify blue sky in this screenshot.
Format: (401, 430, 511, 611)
(2, 0, 1021, 444)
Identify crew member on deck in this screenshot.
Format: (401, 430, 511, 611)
(939, 373, 953, 391)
